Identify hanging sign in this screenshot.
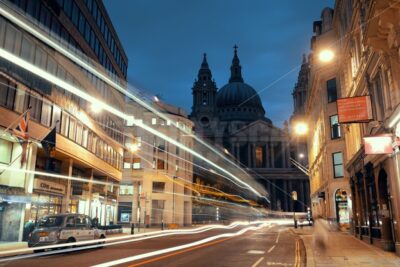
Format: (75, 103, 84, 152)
(337, 96, 373, 123)
(364, 134, 393, 154)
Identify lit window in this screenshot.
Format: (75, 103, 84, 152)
(332, 152, 344, 178)
(255, 146, 263, 168)
(120, 184, 134, 195)
(151, 118, 157, 125)
(133, 158, 141, 169)
(123, 162, 131, 169)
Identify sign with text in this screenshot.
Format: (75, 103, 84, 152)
(34, 179, 66, 195)
(337, 96, 373, 123)
(364, 134, 393, 155)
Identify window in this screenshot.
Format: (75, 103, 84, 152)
(21, 36, 34, 62)
(76, 123, 83, 145)
(61, 112, 69, 136)
(52, 106, 61, 132)
(123, 162, 131, 169)
(327, 78, 337, 103)
(255, 146, 263, 168)
(69, 117, 76, 141)
(29, 94, 42, 122)
(157, 159, 165, 170)
(0, 77, 15, 109)
(330, 115, 341, 139)
(119, 184, 134, 195)
(152, 182, 165, 193)
(82, 128, 88, 148)
(0, 139, 13, 164)
(151, 118, 157, 125)
(332, 152, 344, 178)
(133, 158, 141, 169)
(41, 100, 52, 127)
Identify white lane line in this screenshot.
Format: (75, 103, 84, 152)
(275, 231, 281, 243)
(247, 250, 265, 255)
(267, 245, 276, 253)
(92, 223, 270, 267)
(251, 256, 264, 267)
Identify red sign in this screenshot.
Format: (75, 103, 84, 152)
(364, 134, 393, 155)
(337, 96, 373, 123)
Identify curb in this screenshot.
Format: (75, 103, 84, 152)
(290, 229, 315, 267)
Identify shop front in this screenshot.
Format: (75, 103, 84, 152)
(30, 178, 65, 222)
(335, 189, 350, 231)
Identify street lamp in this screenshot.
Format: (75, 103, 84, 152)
(318, 49, 335, 63)
(91, 102, 102, 113)
(299, 153, 305, 159)
(294, 122, 308, 136)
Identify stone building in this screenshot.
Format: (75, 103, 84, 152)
(122, 100, 193, 227)
(190, 47, 310, 212)
(0, 0, 127, 241)
(332, 0, 400, 254)
(305, 7, 350, 230)
(304, 0, 400, 255)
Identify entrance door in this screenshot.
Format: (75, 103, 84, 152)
(335, 189, 350, 230)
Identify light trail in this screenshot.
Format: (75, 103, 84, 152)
(92, 223, 271, 267)
(0, 221, 264, 262)
(0, 5, 266, 197)
(0, 47, 266, 200)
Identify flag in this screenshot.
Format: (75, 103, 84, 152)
(41, 127, 56, 158)
(13, 111, 30, 166)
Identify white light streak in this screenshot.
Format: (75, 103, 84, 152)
(0, 48, 265, 199)
(0, 7, 266, 199)
(93, 223, 271, 267)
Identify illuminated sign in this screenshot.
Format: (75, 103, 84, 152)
(337, 96, 373, 123)
(364, 134, 393, 155)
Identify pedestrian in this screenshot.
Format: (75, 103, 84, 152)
(313, 216, 328, 252)
(92, 216, 99, 228)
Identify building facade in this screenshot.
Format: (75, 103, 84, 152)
(190, 48, 310, 213)
(122, 100, 193, 227)
(305, 8, 351, 230)
(332, 0, 400, 254)
(0, 0, 127, 242)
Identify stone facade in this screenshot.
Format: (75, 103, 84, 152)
(190, 48, 310, 212)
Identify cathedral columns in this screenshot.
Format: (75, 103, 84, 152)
(281, 142, 286, 168)
(265, 143, 269, 168)
(270, 142, 275, 168)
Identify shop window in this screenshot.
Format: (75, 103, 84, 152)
(120, 185, 134, 195)
(327, 78, 337, 103)
(330, 115, 341, 139)
(152, 182, 165, 193)
(332, 152, 344, 178)
(0, 139, 13, 164)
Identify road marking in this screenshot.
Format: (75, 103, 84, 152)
(276, 231, 281, 243)
(248, 250, 265, 254)
(267, 245, 276, 253)
(294, 239, 301, 267)
(251, 256, 264, 267)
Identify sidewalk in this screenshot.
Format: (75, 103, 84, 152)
(293, 224, 400, 267)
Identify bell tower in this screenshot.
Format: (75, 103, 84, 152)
(190, 53, 217, 134)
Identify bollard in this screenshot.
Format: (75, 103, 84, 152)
(131, 223, 134, 235)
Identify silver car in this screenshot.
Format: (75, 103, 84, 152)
(28, 213, 106, 250)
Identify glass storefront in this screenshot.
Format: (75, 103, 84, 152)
(30, 193, 62, 222)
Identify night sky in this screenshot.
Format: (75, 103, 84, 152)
(104, 0, 334, 127)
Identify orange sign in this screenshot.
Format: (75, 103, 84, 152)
(337, 96, 373, 123)
(364, 134, 393, 155)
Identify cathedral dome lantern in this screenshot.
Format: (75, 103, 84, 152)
(216, 46, 265, 121)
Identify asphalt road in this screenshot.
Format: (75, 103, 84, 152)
(1, 224, 305, 267)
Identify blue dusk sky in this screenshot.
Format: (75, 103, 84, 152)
(104, 0, 334, 127)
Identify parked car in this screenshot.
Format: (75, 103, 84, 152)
(28, 213, 106, 251)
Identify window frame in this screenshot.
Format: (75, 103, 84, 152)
(332, 152, 344, 178)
